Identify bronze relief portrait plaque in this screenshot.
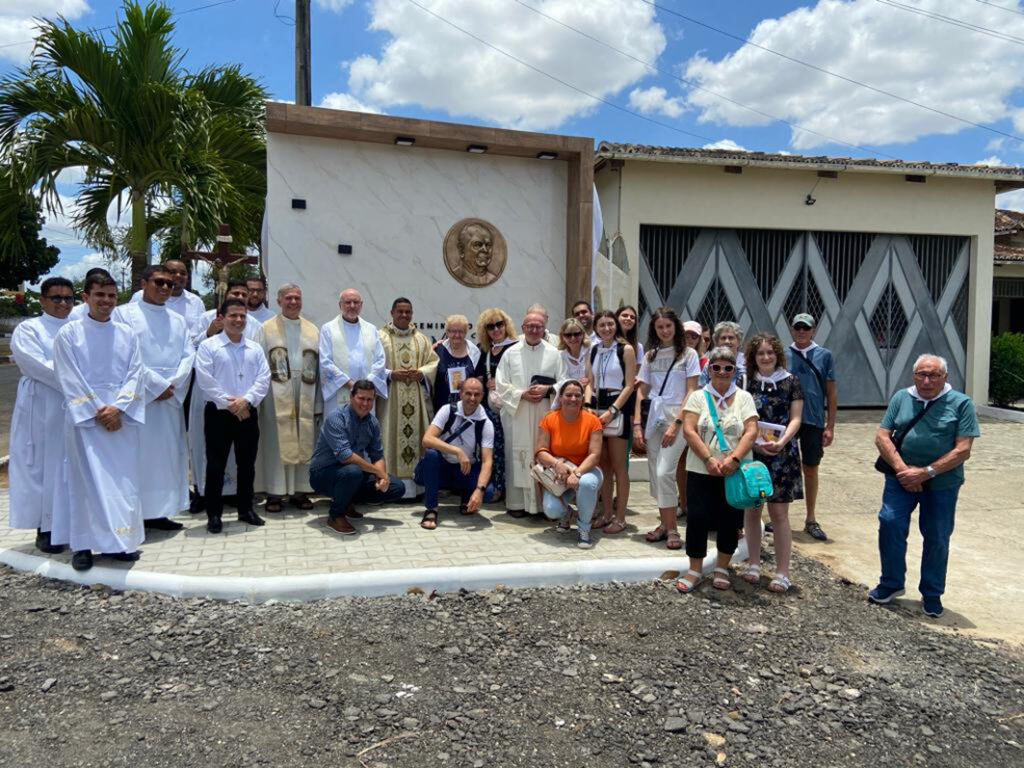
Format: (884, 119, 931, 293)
(443, 218, 507, 288)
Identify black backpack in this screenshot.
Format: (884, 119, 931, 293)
(441, 407, 486, 462)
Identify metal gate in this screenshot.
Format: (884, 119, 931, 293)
(638, 226, 970, 405)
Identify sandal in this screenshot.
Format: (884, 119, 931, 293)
(420, 509, 439, 530)
(291, 495, 314, 510)
(665, 530, 682, 550)
(741, 564, 761, 584)
(592, 514, 613, 530)
(768, 574, 792, 593)
(645, 524, 668, 543)
(712, 567, 732, 591)
(265, 498, 283, 513)
(675, 569, 703, 593)
(602, 520, 626, 535)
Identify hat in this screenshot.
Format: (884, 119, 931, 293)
(682, 320, 702, 334)
(791, 313, 816, 327)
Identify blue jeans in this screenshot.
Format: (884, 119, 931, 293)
(309, 463, 405, 518)
(417, 449, 495, 509)
(878, 476, 959, 598)
(541, 467, 603, 532)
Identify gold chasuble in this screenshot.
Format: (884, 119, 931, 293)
(264, 315, 320, 463)
(378, 323, 439, 482)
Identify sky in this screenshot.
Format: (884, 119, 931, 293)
(4, 0, 1024, 285)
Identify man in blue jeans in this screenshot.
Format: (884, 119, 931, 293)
(416, 377, 495, 530)
(871, 354, 979, 618)
(309, 379, 404, 535)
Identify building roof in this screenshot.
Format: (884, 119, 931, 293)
(596, 141, 1024, 189)
(995, 208, 1024, 236)
(995, 243, 1024, 264)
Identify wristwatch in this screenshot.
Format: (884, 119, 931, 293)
(673, 417, 683, 425)
(926, 465, 937, 478)
(477, 484, 487, 492)
(573, 470, 582, 478)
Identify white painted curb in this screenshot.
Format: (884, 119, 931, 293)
(0, 535, 753, 603)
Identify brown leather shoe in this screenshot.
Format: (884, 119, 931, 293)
(326, 515, 357, 535)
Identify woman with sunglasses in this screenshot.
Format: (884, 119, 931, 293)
(557, 318, 591, 386)
(586, 311, 636, 534)
(741, 333, 803, 593)
(633, 307, 700, 549)
(474, 308, 518, 500)
(678, 346, 759, 592)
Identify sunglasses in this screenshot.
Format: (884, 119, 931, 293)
(563, 331, 583, 338)
(710, 364, 736, 373)
(484, 322, 504, 331)
(149, 278, 174, 288)
(44, 295, 75, 304)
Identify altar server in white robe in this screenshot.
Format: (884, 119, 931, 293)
(496, 311, 567, 516)
(319, 288, 387, 416)
(52, 273, 145, 572)
(257, 284, 320, 511)
(246, 275, 276, 324)
(129, 258, 205, 329)
(113, 264, 194, 530)
(187, 279, 263, 501)
(9, 276, 74, 553)
(69, 267, 116, 321)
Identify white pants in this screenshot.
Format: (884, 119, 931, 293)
(646, 421, 686, 508)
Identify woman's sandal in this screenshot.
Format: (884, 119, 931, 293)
(665, 530, 682, 550)
(740, 564, 761, 584)
(768, 574, 792, 593)
(592, 514, 613, 530)
(712, 567, 732, 590)
(420, 509, 439, 530)
(265, 499, 283, 513)
(645, 524, 668, 542)
(675, 569, 703, 593)
(602, 519, 627, 535)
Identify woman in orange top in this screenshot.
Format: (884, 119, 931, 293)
(534, 380, 604, 549)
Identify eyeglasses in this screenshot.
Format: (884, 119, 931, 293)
(149, 278, 173, 288)
(563, 331, 582, 338)
(484, 322, 503, 331)
(710, 364, 736, 373)
(44, 295, 75, 304)
(913, 371, 944, 380)
(523, 324, 545, 331)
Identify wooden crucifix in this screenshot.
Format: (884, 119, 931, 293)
(183, 223, 259, 308)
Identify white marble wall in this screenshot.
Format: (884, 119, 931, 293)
(265, 133, 568, 338)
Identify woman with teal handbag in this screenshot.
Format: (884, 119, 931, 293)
(677, 346, 760, 593)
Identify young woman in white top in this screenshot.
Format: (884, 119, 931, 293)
(632, 307, 700, 549)
(676, 320, 707, 517)
(557, 317, 591, 387)
(586, 311, 636, 534)
(615, 305, 644, 362)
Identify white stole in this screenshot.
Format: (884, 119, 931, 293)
(330, 315, 377, 406)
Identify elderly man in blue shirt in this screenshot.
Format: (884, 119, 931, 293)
(309, 379, 404, 535)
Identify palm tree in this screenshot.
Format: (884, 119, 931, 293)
(0, 1, 267, 284)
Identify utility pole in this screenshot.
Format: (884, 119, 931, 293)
(295, 0, 311, 106)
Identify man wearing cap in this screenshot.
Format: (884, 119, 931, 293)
(787, 313, 836, 542)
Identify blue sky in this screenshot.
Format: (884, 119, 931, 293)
(4, 0, 1024, 283)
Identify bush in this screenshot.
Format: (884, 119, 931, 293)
(989, 332, 1024, 407)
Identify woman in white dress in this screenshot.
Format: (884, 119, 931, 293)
(557, 318, 591, 386)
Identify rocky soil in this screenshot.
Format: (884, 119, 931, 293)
(0, 555, 1021, 768)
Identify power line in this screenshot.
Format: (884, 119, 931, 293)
(511, 0, 899, 159)
(975, 0, 1024, 18)
(877, 0, 1024, 46)
(403, 0, 718, 143)
(641, 0, 1024, 144)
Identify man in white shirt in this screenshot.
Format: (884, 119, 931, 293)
(9, 276, 73, 553)
(571, 300, 598, 344)
(113, 264, 194, 531)
(129, 259, 205, 329)
(194, 299, 271, 533)
(246, 274, 275, 324)
(318, 288, 387, 416)
(416, 377, 495, 529)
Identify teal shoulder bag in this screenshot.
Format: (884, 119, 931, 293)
(704, 390, 773, 509)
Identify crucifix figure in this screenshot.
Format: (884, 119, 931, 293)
(184, 224, 259, 308)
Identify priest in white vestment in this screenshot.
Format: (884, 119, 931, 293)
(257, 284, 320, 510)
(495, 312, 567, 516)
(378, 297, 439, 497)
(319, 288, 387, 416)
(129, 258, 205, 329)
(52, 275, 145, 572)
(9, 277, 73, 553)
(113, 265, 194, 529)
(245, 275, 276, 324)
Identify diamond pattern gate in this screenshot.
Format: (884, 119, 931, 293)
(638, 226, 970, 405)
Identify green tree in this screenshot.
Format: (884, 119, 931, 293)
(0, 1, 267, 285)
(0, 190, 60, 289)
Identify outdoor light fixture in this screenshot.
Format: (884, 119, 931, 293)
(467, 144, 488, 154)
(291, 198, 307, 209)
(536, 151, 558, 160)
(395, 136, 415, 146)
(338, 244, 352, 255)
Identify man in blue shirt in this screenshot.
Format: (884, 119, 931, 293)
(309, 379, 404, 535)
(870, 354, 979, 618)
(786, 313, 836, 541)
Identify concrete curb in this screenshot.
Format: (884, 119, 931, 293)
(0, 539, 752, 603)
(977, 404, 1024, 423)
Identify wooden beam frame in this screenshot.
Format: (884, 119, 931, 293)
(265, 102, 594, 315)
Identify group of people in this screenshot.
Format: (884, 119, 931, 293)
(9, 260, 978, 616)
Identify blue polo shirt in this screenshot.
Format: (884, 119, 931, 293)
(787, 345, 835, 428)
(880, 388, 980, 490)
(310, 404, 384, 473)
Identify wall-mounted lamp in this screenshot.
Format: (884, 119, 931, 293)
(395, 136, 415, 146)
(291, 199, 307, 209)
(536, 151, 559, 160)
(467, 144, 488, 154)
(338, 244, 352, 255)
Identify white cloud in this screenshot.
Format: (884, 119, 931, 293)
(703, 139, 748, 152)
(314, 0, 354, 9)
(345, 0, 666, 130)
(45, 252, 111, 284)
(986, 137, 1007, 153)
(997, 188, 1024, 212)
(628, 86, 685, 119)
(0, 1, 89, 63)
(683, 0, 1024, 150)
(976, 156, 1004, 167)
(319, 92, 384, 114)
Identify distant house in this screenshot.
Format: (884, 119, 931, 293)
(994, 209, 1024, 335)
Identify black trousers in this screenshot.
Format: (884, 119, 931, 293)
(685, 471, 743, 559)
(204, 402, 259, 518)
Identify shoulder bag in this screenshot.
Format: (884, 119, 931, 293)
(705, 390, 773, 509)
(530, 458, 578, 497)
(640, 352, 680, 429)
(874, 400, 931, 476)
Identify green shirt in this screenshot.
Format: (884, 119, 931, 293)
(880, 388, 980, 490)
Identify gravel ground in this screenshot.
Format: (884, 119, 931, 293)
(0, 554, 1021, 768)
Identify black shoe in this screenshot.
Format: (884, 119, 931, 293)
(207, 515, 223, 534)
(144, 517, 184, 531)
(35, 530, 65, 554)
(105, 551, 140, 562)
(71, 550, 94, 571)
(189, 495, 206, 514)
(804, 521, 828, 541)
(238, 509, 265, 527)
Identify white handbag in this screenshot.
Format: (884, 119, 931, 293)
(602, 410, 624, 436)
(530, 459, 577, 497)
